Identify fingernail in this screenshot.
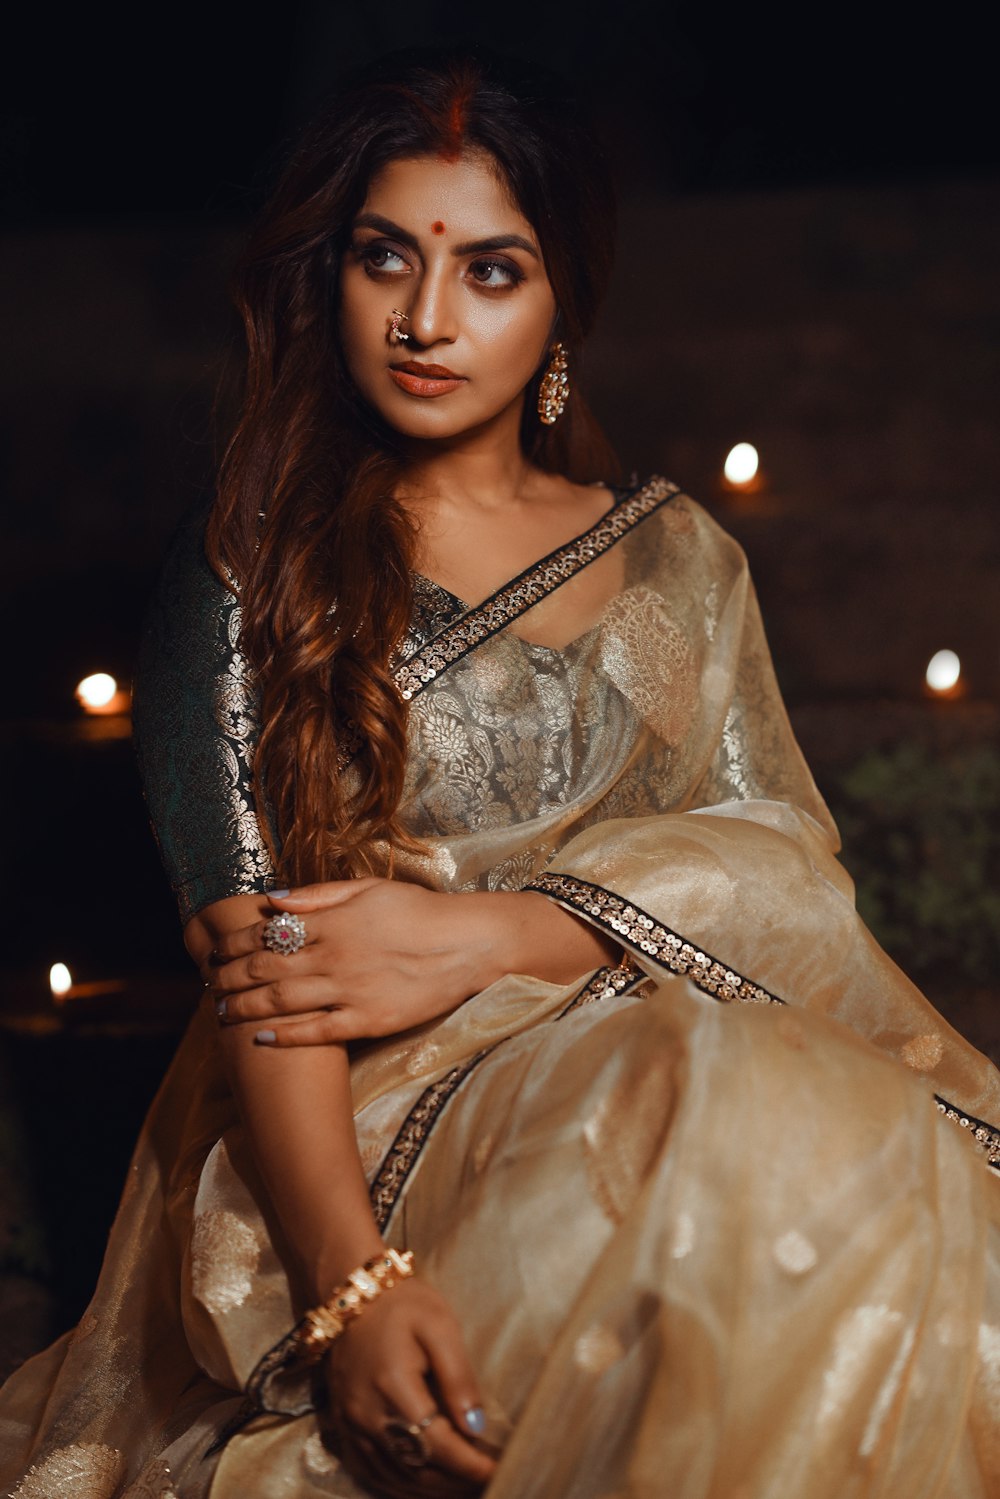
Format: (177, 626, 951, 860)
(214, 997, 227, 1020)
(255, 1029, 276, 1045)
(463, 1407, 486, 1436)
(268, 888, 290, 898)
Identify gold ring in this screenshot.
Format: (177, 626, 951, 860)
(381, 1411, 437, 1468)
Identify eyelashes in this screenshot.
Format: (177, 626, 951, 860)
(351, 239, 524, 291)
(468, 256, 524, 289)
(355, 241, 408, 274)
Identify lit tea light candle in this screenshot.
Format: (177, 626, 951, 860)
(47, 961, 128, 1005)
(49, 962, 73, 1001)
(723, 443, 760, 489)
(925, 649, 962, 697)
(76, 672, 131, 716)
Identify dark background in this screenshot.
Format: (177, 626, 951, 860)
(1, 1, 998, 1356)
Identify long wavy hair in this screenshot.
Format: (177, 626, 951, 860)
(207, 49, 619, 882)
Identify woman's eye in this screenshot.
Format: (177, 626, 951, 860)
(358, 242, 409, 275)
(468, 257, 523, 289)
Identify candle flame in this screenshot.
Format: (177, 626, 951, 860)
(77, 672, 117, 710)
(49, 962, 72, 999)
(926, 650, 961, 695)
(723, 443, 759, 487)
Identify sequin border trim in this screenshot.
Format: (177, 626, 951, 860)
(528, 871, 1000, 1173)
(934, 1097, 1000, 1169)
(369, 959, 646, 1232)
(525, 871, 782, 1006)
(393, 478, 679, 702)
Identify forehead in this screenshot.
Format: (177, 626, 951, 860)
(360, 152, 536, 242)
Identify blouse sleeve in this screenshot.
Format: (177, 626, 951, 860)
(131, 507, 276, 925)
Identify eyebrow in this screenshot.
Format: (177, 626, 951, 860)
(351, 213, 540, 261)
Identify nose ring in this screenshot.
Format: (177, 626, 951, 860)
(389, 309, 410, 344)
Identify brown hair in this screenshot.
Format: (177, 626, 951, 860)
(207, 48, 619, 882)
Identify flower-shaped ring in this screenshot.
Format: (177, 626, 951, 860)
(262, 912, 308, 956)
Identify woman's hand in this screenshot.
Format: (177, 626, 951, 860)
(208, 879, 505, 1046)
(324, 1277, 497, 1494)
(208, 878, 621, 1047)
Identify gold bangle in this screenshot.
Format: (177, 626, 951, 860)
(296, 1248, 415, 1363)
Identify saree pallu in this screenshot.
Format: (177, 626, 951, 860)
(3, 479, 1000, 1498)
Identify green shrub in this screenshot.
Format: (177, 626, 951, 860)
(826, 741, 1000, 990)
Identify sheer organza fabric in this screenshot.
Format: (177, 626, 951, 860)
(2, 483, 999, 1498)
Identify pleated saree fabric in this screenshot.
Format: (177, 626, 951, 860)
(3, 480, 1000, 1498)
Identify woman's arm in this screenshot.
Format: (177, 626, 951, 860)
(188, 893, 496, 1486)
(209, 879, 622, 1046)
(188, 894, 385, 1293)
(134, 517, 494, 1480)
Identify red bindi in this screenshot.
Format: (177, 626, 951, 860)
(431, 221, 446, 235)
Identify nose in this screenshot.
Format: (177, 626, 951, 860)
(405, 260, 459, 348)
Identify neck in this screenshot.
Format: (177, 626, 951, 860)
(396, 400, 538, 513)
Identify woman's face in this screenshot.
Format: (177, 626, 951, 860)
(338, 151, 558, 443)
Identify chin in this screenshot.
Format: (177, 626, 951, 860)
(366, 396, 487, 443)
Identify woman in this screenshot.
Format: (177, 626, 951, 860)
(2, 48, 1000, 1499)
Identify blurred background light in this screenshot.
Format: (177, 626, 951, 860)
(723, 442, 759, 487)
(76, 673, 117, 710)
(925, 650, 961, 694)
(75, 673, 130, 717)
(49, 962, 72, 999)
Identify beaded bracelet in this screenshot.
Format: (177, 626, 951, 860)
(296, 1247, 415, 1364)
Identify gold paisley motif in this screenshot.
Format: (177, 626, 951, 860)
(582, 1049, 676, 1225)
(773, 1229, 818, 1276)
(122, 1456, 179, 1498)
(11, 1443, 125, 1498)
(190, 1208, 260, 1315)
(574, 1324, 626, 1375)
(598, 585, 698, 746)
(901, 1033, 945, 1072)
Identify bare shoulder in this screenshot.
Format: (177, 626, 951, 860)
(523, 469, 618, 527)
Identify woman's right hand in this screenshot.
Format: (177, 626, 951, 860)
(324, 1277, 498, 1495)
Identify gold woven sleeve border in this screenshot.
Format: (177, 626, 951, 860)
(527, 871, 1000, 1173)
(392, 478, 679, 702)
(525, 871, 782, 1007)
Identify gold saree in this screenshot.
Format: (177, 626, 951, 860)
(3, 479, 1000, 1498)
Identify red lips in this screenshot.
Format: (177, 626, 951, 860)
(390, 361, 463, 379)
(388, 362, 466, 399)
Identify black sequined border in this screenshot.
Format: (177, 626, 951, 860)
(393, 478, 678, 702)
(935, 1096, 1000, 1169)
(527, 870, 1000, 1175)
(368, 960, 647, 1231)
(525, 871, 782, 1006)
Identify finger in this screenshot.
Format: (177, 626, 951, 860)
(268, 877, 380, 911)
(211, 945, 314, 994)
(416, 1321, 489, 1448)
(212, 915, 318, 963)
(253, 1011, 360, 1047)
(216, 976, 341, 1024)
(424, 1413, 496, 1483)
(373, 1370, 496, 1487)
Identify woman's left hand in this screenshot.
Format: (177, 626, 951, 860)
(207, 879, 620, 1047)
(208, 879, 502, 1046)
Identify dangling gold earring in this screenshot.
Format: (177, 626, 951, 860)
(537, 342, 570, 425)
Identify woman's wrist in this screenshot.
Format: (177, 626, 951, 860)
(475, 890, 621, 988)
(309, 1230, 389, 1304)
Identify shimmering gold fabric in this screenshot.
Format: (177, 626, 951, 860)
(3, 481, 1000, 1497)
